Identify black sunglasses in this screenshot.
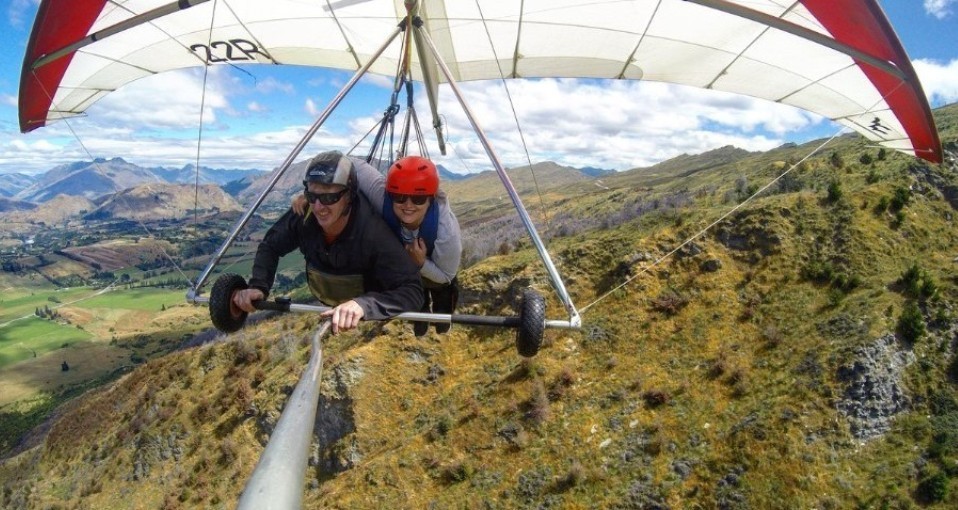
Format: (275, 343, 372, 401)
(305, 188, 348, 206)
(389, 192, 430, 205)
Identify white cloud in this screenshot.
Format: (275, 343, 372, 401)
(1, 94, 16, 107)
(305, 98, 319, 117)
(913, 58, 958, 105)
(361, 74, 395, 89)
(254, 77, 295, 95)
(924, 0, 956, 19)
(7, 0, 38, 28)
(82, 68, 229, 131)
(1, 72, 895, 177)
(429, 79, 820, 173)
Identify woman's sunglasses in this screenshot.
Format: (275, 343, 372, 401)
(305, 188, 348, 206)
(389, 192, 430, 205)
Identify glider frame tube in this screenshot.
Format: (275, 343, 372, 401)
(684, 0, 905, 80)
(31, 0, 213, 70)
(236, 321, 329, 510)
(186, 24, 404, 301)
(191, 294, 579, 330)
(414, 22, 582, 328)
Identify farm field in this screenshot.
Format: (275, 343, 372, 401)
(0, 286, 209, 407)
(0, 317, 92, 370)
(0, 284, 93, 325)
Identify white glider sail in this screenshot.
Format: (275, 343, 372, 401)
(20, 0, 942, 163)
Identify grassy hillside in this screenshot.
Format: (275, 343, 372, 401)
(1, 103, 957, 508)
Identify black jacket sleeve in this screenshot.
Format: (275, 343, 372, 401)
(248, 210, 301, 298)
(352, 207, 424, 320)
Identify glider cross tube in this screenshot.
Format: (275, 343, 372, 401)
(684, 0, 906, 80)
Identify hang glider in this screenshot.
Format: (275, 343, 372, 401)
(19, 0, 943, 163)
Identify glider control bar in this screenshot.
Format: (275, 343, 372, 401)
(193, 293, 578, 331)
(684, 0, 906, 80)
(31, 0, 212, 70)
(204, 272, 565, 357)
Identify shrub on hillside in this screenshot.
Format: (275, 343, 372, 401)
(891, 209, 906, 228)
(801, 258, 834, 284)
(929, 412, 958, 460)
(830, 151, 845, 169)
(776, 172, 804, 193)
(898, 262, 938, 301)
(826, 180, 844, 203)
(874, 195, 890, 214)
(889, 186, 911, 211)
(650, 289, 689, 315)
(916, 472, 949, 504)
(897, 301, 925, 344)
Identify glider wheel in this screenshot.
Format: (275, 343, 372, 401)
(210, 273, 249, 333)
(516, 288, 546, 357)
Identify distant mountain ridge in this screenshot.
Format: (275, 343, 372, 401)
(12, 157, 267, 204)
(0, 173, 36, 198)
(437, 164, 467, 181)
(16, 158, 162, 203)
(579, 166, 616, 177)
(85, 182, 243, 221)
(0, 196, 37, 213)
(150, 164, 267, 187)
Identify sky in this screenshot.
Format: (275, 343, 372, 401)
(0, 0, 957, 176)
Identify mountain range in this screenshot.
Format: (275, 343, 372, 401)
(2, 157, 470, 208)
(6, 157, 265, 204)
(0, 150, 754, 224)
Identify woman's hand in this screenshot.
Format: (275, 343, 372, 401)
(406, 237, 427, 268)
(291, 193, 308, 216)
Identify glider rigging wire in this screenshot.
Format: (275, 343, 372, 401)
(474, 0, 549, 224)
(578, 78, 911, 314)
(192, 0, 219, 226)
(578, 128, 849, 315)
(26, 68, 195, 288)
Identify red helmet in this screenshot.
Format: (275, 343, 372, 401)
(387, 156, 439, 196)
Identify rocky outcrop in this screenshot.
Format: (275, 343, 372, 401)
(129, 429, 184, 481)
(313, 356, 365, 474)
(836, 334, 915, 440)
(713, 208, 783, 257)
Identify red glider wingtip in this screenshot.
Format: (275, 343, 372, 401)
(18, 0, 108, 134)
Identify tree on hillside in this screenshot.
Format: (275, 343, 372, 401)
(830, 151, 845, 169)
(826, 180, 844, 203)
